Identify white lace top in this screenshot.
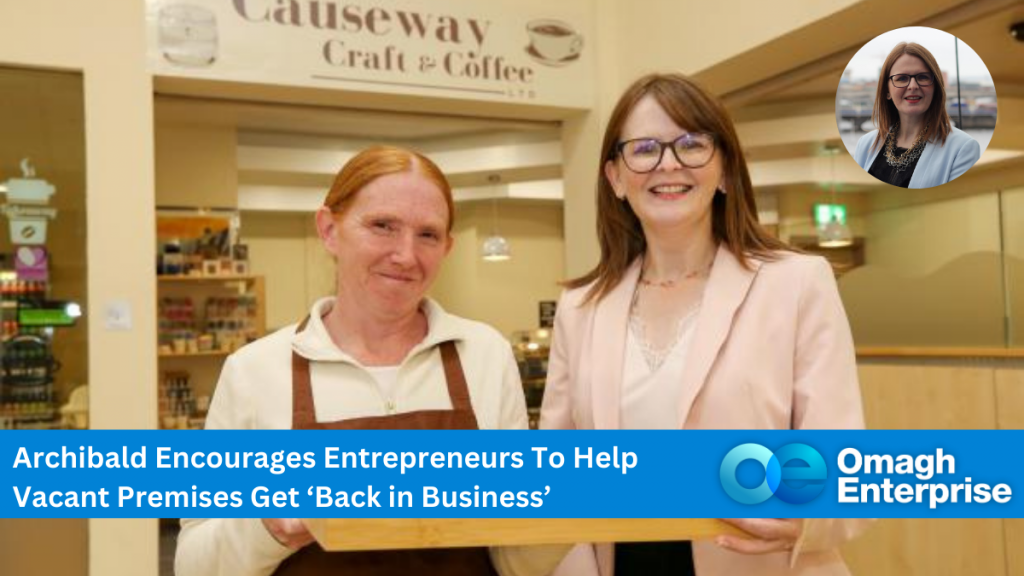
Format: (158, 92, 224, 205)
(621, 304, 701, 429)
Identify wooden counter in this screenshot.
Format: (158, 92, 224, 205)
(857, 346, 1024, 359)
(304, 518, 741, 551)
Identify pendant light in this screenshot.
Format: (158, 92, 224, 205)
(818, 147, 853, 248)
(481, 198, 511, 261)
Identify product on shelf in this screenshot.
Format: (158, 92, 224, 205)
(158, 370, 207, 430)
(0, 334, 58, 426)
(204, 295, 259, 351)
(158, 296, 199, 353)
(160, 239, 185, 275)
(1, 278, 47, 299)
(156, 226, 249, 277)
(0, 254, 64, 428)
(157, 294, 259, 354)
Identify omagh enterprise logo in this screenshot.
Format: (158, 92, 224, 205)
(720, 443, 827, 504)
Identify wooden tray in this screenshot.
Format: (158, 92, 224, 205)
(304, 518, 742, 551)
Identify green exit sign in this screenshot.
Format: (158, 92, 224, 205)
(17, 302, 79, 327)
(814, 203, 847, 227)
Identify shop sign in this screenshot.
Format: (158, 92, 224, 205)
(145, 0, 594, 109)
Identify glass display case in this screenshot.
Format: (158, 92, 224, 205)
(0, 67, 90, 436)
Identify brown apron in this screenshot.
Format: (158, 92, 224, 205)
(273, 317, 498, 576)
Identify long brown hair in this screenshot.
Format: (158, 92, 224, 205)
(566, 73, 790, 303)
(324, 145, 455, 232)
(870, 42, 951, 152)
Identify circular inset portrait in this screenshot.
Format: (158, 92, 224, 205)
(836, 27, 995, 189)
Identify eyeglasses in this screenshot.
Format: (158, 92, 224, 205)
(889, 73, 934, 88)
(614, 133, 716, 173)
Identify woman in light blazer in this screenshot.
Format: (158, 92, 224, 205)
(853, 42, 981, 189)
(540, 73, 870, 576)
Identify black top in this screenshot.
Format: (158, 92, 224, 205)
(867, 144, 921, 188)
(615, 541, 696, 576)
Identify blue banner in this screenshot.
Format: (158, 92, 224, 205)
(2, 430, 1020, 518)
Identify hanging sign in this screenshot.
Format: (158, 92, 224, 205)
(145, 0, 594, 109)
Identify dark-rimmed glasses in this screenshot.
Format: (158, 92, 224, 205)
(614, 133, 716, 173)
(889, 73, 934, 88)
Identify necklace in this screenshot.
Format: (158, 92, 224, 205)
(883, 122, 927, 172)
(639, 262, 713, 288)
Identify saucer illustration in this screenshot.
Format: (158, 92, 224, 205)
(525, 44, 581, 68)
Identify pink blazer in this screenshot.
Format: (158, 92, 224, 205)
(541, 245, 870, 576)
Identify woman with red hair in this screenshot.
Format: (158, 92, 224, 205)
(176, 146, 560, 576)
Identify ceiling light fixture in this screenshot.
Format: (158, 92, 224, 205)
(481, 198, 511, 262)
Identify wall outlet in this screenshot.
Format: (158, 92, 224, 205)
(104, 300, 133, 331)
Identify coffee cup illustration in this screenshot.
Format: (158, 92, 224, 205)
(526, 19, 584, 65)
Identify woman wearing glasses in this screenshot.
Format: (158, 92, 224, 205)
(541, 73, 869, 576)
(853, 42, 981, 188)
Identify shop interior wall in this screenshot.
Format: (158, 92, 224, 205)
(430, 201, 566, 338)
(759, 181, 1023, 349)
(239, 202, 565, 340)
(0, 2, 158, 576)
(838, 192, 1007, 346)
(558, 0, 623, 279)
(771, 186, 997, 346)
(608, 0, 863, 84)
(239, 211, 332, 331)
(155, 123, 238, 209)
(862, 193, 1002, 276)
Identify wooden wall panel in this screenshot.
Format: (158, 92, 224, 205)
(155, 123, 238, 209)
(1007, 518, 1024, 576)
(845, 363, 1024, 575)
(843, 518, 1005, 576)
(0, 519, 87, 576)
(996, 368, 1024, 430)
(999, 368, 1024, 576)
(858, 364, 997, 429)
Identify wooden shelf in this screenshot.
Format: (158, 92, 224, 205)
(159, 350, 231, 359)
(157, 274, 258, 283)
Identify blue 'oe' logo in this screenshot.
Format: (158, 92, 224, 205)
(719, 443, 826, 504)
